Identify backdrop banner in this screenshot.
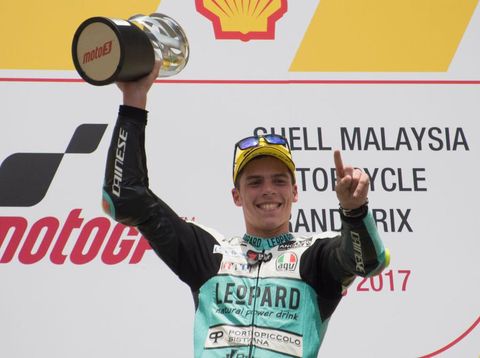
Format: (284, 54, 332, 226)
(0, 1, 479, 357)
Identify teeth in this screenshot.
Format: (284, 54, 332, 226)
(259, 203, 278, 210)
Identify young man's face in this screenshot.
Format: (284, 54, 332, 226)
(232, 156, 298, 238)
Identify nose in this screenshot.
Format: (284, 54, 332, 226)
(262, 180, 276, 196)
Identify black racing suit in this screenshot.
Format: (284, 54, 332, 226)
(102, 105, 388, 358)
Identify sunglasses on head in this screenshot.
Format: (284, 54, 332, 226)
(235, 134, 290, 151)
(232, 134, 292, 182)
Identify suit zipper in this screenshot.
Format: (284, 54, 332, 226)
(248, 252, 263, 358)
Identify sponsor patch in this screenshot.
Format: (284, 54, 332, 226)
(205, 324, 303, 357)
(213, 245, 245, 258)
(276, 252, 298, 272)
(278, 238, 312, 251)
(221, 261, 251, 273)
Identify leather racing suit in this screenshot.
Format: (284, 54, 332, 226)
(102, 105, 388, 358)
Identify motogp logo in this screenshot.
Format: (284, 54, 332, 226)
(0, 124, 107, 207)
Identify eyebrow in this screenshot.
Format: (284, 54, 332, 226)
(272, 173, 290, 179)
(245, 173, 290, 181)
(245, 175, 263, 182)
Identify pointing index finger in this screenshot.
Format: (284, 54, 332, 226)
(334, 150, 345, 178)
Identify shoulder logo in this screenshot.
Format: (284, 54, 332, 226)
(213, 245, 245, 258)
(276, 252, 298, 271)
(278, 237, 312, 251)
(195, 0, 288, 41)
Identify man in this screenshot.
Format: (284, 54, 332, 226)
(102, 63, 389, 357)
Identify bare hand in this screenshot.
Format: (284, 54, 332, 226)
(116, 60, 161, 109)
(334, 150, 369, 209)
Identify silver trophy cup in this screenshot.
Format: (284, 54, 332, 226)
(72, 13, 189, 86)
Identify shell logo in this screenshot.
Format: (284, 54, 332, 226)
(195, 0, 287, 41)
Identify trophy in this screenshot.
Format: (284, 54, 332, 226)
(72, 13, 189, 86)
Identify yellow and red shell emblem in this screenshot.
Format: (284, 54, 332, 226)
(196, 0, 287, 41)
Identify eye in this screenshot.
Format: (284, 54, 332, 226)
(247, 179, 262, 186)
(274, 176, 289, 185)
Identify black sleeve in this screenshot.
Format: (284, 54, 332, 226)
(102, 105, 222, 291)
(300, 207, 388, 298)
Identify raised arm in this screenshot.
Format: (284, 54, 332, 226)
(301, 151, 389, 303)
(102, 62, 161, 225)
(333, 150, 388, 278)
(101, 64, 222, 289)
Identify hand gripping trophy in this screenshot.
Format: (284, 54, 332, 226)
(72, 13, 189, 85)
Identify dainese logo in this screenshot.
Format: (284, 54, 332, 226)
(196, 0, 287, 41)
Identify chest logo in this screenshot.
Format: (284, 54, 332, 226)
(276, 252, 298, 272)
(246, 250, 272, 265)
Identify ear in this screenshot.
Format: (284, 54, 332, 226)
(292, 184, 299, 203)
(231, 188, 242, 207)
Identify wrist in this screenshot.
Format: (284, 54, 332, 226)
(339, 199, 369, 218)
(123, 93, 147, 109)
(118, 105, 148, 123)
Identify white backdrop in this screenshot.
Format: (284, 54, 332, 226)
(0, 1, 479, 357)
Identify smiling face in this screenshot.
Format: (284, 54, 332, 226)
(232, 156, 298, 238)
